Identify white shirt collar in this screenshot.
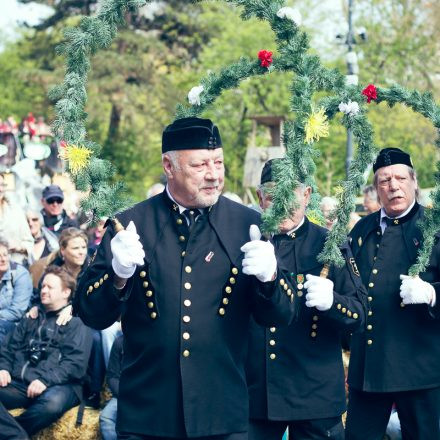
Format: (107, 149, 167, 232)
(166, 185, 204, 216)
(285, 216, 305, 236)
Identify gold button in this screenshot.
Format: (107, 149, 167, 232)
(185, 266, 192, 273)
(312, 323, 318, 329)
(147, 302, 154, 309)
(225, 286, 232, 294)
(182, 332, 190, 340)
(368, 310, 373, 316)
(297, 291, 303, 297)
(367, 324, 373, 330)
(270, 353, 276, 360)
(94, 282, 100, 289)
(368, 296, 373, 302)
(373, 256, 377, 261)
(269, 327, 276, 333)
(400, 302, 406, 308)
(347, 310, 352, 317)
(179, 235, 186, 242)
(184, 282, 191, 290)
(183, 350, 190, 357)
(183, 315, 190, 323)
(284, 284, 288, 291)
(377, 231, 381, 235)
(140, 271, 146, 278)
(287, 289, 292, 295)
(103, 274, 109, 280)
(181, 251, 186, 257)
(311, 331, 317, 338)
(368, 282, 374, 288)
(176, 218, 183, 225)
(189, 210, 194, 215)
(87, 286, 93, 293)
(312, 315, 318, 321)
(143, 281, 149, 288)
(337, 304, 342, 310)
(376, 244, 380, 248)
(184, 299, 191, 307)
(99, 278, 104, 285)
(229, 277, 236, 284)
(367, 339, 373, 345)
(342, 307, 347, 313)
(269, 339, 276, 346)
(150, 312, 157, 319)
(222, 298, 229, 305)
(219, 308, 225, 316)
(353, 313, 359, 319)
(372, 269, 378, 274)
(146, 290, 153, 297)
(280, 279, 285, 286)
(232, 267, 238, 275)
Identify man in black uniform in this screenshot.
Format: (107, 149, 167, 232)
(346, 148, 440, 439)
(246, 159, 367, 440)
(74, 117, 296, 440)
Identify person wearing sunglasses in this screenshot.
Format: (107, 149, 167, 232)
(40, 185, 78, 237)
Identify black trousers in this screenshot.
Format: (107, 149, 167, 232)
(117, 432, 248, 440)
(0, 379, 79, 439)
(248, 417, 344, 440)
(345, 386, 440, 440)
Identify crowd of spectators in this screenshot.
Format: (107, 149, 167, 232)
(0, 174, 123, 439)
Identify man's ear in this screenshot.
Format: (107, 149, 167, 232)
(256, 189, 265, 210)
(63, 288, 71, 300)
(162, 155, 173, 180)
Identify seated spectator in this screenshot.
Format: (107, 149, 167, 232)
(29, 227, 89, 292)
(0, 173, 34, 265)
(362, 184, 381, 214)
(0, 238, 32, 343)
(28, 227, 105, 409)
(100, 334, 123, 440)
(40, 185, 78, 237)
(25, 209, 59, 265)
(0, 266, 92, 439)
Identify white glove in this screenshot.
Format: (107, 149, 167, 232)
(240, 225, 277, 283)
(111, 221, 145, 279)
(399, 275, 436, 306)
(304, 274, 334, 311)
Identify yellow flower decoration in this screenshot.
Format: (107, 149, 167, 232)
(304, 108, 329, 144)
(59, 144, 92, 174)
(307, 209, 325, 226)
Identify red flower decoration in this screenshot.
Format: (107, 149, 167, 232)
(258, 50, 273, 68)
(362, 84, 378, 103)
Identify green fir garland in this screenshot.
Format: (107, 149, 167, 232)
(52, 0, 440, 276)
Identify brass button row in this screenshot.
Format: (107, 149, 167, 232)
(336, 303, 358, 319)
(87, 273, 109, 295)
(219, 268, 239, 316)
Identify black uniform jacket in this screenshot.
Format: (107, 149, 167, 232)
(74, 193, 297, 438)
(348, 203, 440, 393)
(247, 218, 367, 421)
(0, 306, 92, 398)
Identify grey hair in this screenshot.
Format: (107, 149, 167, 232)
(25, 209, 44, 224)
(0, 237, 9, 251)
(373, 165, 420, 201)
(162, 150, 181, 172)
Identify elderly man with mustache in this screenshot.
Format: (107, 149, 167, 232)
(346, 148, 440, 440)
(75, 117, 297, 440)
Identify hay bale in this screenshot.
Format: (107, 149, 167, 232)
(10, 406, 101, 439)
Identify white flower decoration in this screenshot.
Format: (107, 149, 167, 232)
(188, 85, 204, 106)
(276, 7, 302, 26)
(338, 100, 360, 116)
